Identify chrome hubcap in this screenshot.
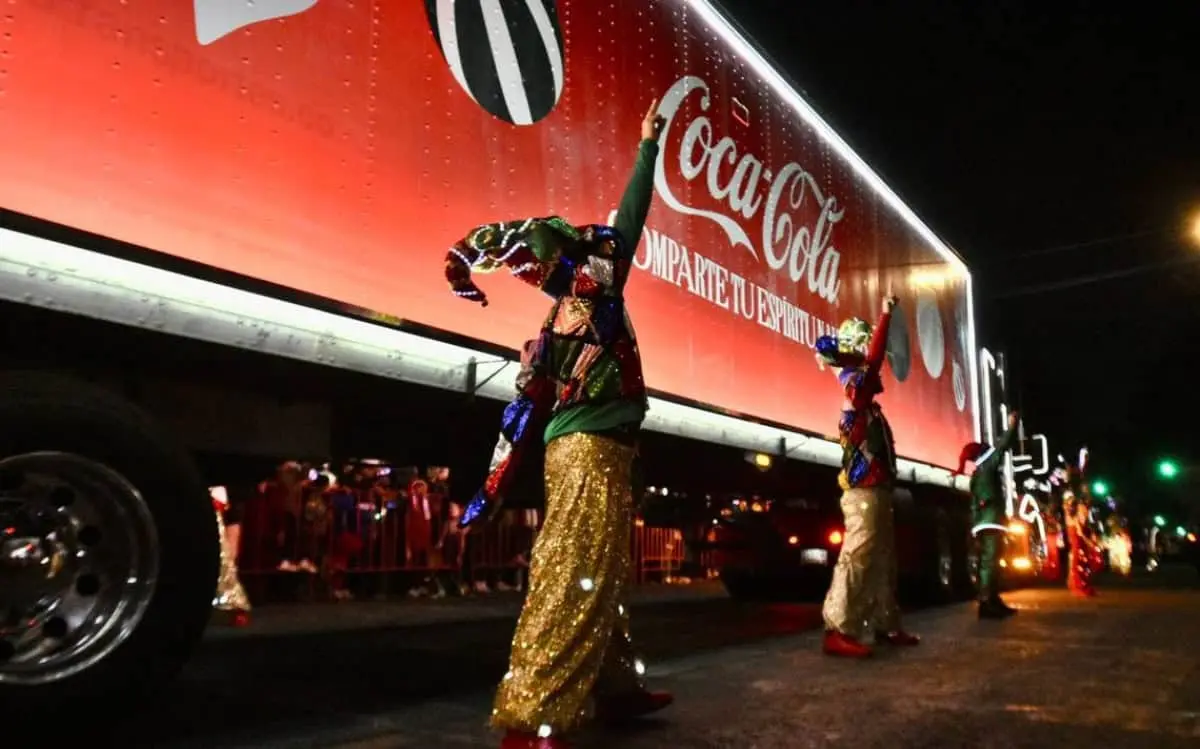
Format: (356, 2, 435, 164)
(0, 452, 159, 685)
(937, 531, 953, 588)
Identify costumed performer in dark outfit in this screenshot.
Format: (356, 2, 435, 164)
(959, 409, 1020, 619)
(444, 101, 671, 749)
(816, 294, 920, 658)
(1064, 463, 1097, 597)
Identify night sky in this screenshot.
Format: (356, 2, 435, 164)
(728, 1, 1200, 509)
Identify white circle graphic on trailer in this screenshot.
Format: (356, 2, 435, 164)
(916, 291, 946, 379)
(886, 301, 911, 382)
(954, 295, 970, 359)
(952, 358, 966, 411)
(425, 0, 565, 126)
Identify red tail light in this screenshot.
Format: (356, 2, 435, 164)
(828, 529, 844, 545)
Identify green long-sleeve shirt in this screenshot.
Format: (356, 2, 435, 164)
(970, 425, 1018, 524)
(541, 138, 658, 445)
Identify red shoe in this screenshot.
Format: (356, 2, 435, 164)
(823, 630, 872, 658)
(876, 630, 920, 646)
(500, 729, 571, 749)
(231, 610, 251, 628)
(594, 689, 674, 722)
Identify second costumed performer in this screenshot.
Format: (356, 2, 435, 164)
(211, 487, 251, 627)
(1064, 463, 1098, 598)
(816, 294, 921, 658)
(444, 101, 672, 749)
(958, 408, 1020, 619)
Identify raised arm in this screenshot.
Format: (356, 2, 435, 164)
(994, 412, 1020, 454)
(839, 295, 896, 412)
(979, 410, 1021, 470)
(446, 100, 666, 307)
(614, 97, 662, 266)
(865, 295, 896, 375)
(612, 99, 666, 254)
(612, 140, 659, 254)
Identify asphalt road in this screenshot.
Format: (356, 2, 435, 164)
(34, 568, 1200, 748)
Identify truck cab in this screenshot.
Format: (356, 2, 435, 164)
(707, 471, 978, 602)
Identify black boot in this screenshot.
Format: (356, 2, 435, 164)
(990, 595, 1017, 616)
(978, 598, 1015, 620)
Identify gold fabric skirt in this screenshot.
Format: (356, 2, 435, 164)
(491, 432, 644, 736)
(822, 486, 901, 639)
(212, 507, 251, 613)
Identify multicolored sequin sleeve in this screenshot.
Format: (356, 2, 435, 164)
(835, 308, 897, 489)
(458, 349, 556, 527)
(845, 309, 891, 407)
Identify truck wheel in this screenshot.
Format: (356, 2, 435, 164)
(964, 548, 981, 596)
(925, 515, 955, 602)
(0, 372, 217, 716)
(951, 523, 979, 599)
(720, 569, 767, 601)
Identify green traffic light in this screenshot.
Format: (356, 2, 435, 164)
(1154, 515, 1166, 527)
(1091, 480, 1108, 496)
(1158, 460, 1179, 479)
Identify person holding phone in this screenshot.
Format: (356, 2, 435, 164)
(445, 100, 670, 749)
(815, 293, 920, 659)
(959, 409, 1020, 618)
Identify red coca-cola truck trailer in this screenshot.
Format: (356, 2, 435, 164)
(0, 0, 982, 710)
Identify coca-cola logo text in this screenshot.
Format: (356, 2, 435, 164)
(653, 76, 844, 304)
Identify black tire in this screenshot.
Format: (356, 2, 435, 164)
(790, 574, 833, 603)
(951, 518, 979, 599)
(720, 569, 769, 601)
(0, 372, 217, 717)
(961, 545, 981, 599)
(924, 512, 956, 602)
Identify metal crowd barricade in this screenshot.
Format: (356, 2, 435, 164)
(631, 519, 686, 584)
(234, 485, 701, 602)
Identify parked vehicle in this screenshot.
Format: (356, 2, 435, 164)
(706, 476, 977, 602)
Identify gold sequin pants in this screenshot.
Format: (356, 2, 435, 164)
(1067, 528, 1094, 595)
(491, 432, 644, 735)
(213, 507, 251, 613)
(822, 486, 901, 640)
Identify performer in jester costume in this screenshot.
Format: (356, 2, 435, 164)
(210, 487, 251, 627)
(958, 409, 1020, 619)
(815, 295, 920, 658)
(445, 101, 670, 749)
(1063, 459, 1097, 597)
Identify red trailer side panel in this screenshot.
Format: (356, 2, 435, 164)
(0, 0, 974, 468)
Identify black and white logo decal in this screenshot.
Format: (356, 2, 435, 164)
(424, 0, 565, 126)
